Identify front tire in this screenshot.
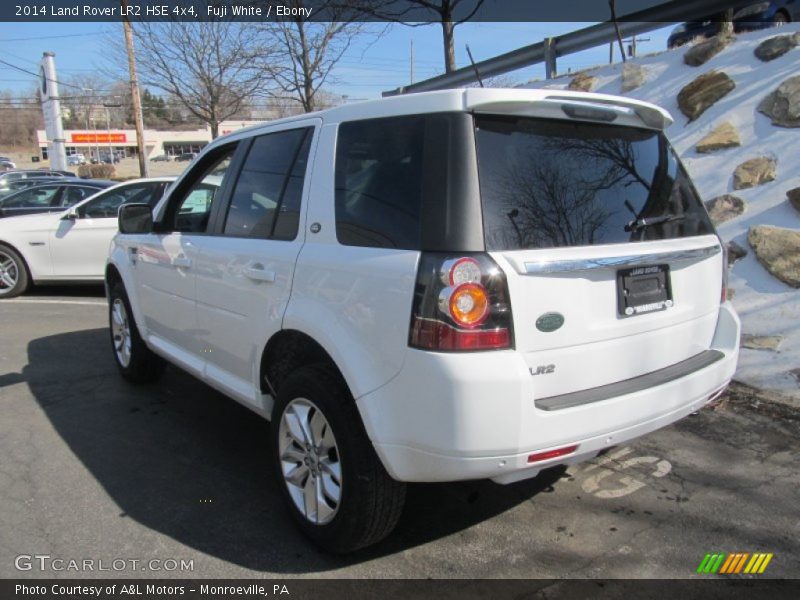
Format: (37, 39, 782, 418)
(109, 281, 165, 383)
(271, 364, 406, 553)
(0, 244, 29, 298)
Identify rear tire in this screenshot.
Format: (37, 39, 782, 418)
(109, 281, 165, 383)
(0, 244, 29, 299)
(271, 364, 406, 553)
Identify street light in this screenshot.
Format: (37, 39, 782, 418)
(103, 100, 122, 162)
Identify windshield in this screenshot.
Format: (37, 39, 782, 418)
(475, 115, 714, 251)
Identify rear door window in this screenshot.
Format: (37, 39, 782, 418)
(222, 127, 311, 240)
(475, 116, 714, 250)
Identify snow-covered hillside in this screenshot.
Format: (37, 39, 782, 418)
(526, 25, 800, 399)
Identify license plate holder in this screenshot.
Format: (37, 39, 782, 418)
(617, 264, 672, 317)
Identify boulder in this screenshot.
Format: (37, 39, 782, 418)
(754, 34, 799, 62)
(705, 194, 746, 224)
(677, 71, 735, 121)
(568, 72, 598, 92)
(726, 240, 748, 267)
(748, 225, 800, 288)
(621, 63, 646, 92)
(788, 187, 800, 213)
(733, 157, 776, 190)
(684, 34, 733, 66)
(740, 334, 784, 351)
(696, 121, 741, 153)
(758, 75, 800, 127)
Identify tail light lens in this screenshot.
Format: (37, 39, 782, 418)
(410, 252, 514, 351)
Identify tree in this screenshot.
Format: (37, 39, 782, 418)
(258, 1, 375, 113)
(354, 0, 485, 74)
(109, 21, 277, 138)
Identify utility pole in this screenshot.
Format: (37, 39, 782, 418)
(121, 0, 148, 177)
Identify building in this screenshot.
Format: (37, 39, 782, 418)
(37, 120, 264, 160)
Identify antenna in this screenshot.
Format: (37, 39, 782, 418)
(466, 45, 483, 88)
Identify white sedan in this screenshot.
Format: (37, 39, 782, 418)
(0, 177, 175, 298)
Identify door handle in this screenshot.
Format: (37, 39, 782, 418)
(244, 264, 276, 283)
(171, 256, 192, 269)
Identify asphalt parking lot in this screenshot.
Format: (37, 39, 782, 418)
(1, 288, 798, 579)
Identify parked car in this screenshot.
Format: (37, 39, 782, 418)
(150, 154, 173, 162)
(668, 1, 798, 47)
(0, 177, 174, 295)
(103, 89, 741, 553)
(0, 180, 114, 218)
(0, 177, 64, 200)
(175, 152, 198, 162)
(0, 159, 16, 171)
(0, 170, 66, 189)
(67, 154, 87, 166)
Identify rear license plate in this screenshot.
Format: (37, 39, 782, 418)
(616, 264, 672, 317)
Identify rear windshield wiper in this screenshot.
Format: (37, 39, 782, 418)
(625, 214, 686, 232)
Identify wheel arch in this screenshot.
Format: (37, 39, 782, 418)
(260, 329, 351, 416)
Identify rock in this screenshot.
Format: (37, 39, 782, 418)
(677, 71, 735, 121)
(788, 187, 800, 212)
(568, 72, 598, 92)
(733, 157, 776, 190)
(758, 76, 800, 127)
(727, 240, 748, 266)
(684, 34, 733, 66)
(748, 225, 800, 288)
(705, 194, 746, 224)
(754, 34, 799, 62)
(740, 334, 784, 351)
(696, 122, 741, 153)
(621, 63, 646, 92)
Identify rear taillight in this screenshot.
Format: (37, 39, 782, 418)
(410, 253, 514, 351)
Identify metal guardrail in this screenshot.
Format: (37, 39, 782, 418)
(383, 0, 740, 96)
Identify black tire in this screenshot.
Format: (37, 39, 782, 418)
(271, 364, 406, 553)
(108, 281, 165, 383)
(0, 243, 29, 299)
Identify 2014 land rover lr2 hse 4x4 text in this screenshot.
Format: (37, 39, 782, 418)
(106, 88, 740, 553)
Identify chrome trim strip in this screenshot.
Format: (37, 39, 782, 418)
(523, 244, 720, 274)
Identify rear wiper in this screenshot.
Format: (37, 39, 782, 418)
(625, 214, 685, 232)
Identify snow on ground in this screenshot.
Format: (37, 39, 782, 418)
(525, 25, 800, 398)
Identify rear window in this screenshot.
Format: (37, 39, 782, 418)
(475, 115, 714, 250)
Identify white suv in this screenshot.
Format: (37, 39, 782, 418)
(106, 88, 740, 553)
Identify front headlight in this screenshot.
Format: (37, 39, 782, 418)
(734, 2, 771, 19)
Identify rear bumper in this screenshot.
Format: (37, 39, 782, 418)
(357, 303, 740, 483)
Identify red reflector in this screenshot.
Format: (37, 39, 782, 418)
(411, 318, 510, 351)
(527, 444, 579, 464)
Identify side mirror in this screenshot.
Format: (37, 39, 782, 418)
(118, 203, 153, 234)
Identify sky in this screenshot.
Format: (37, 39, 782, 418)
(0, 20, 674, 105)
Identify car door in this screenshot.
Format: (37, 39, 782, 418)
(131, 148, 239, 374)
(191, 124, 317, 408)
(48, 182, 163, 278)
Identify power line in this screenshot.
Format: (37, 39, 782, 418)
(0, 33, 89, 42)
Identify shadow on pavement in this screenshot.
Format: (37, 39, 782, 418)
(23, 327, 565, 573)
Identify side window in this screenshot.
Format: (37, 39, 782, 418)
(222, 127, 311, 240)
(335, 116, 425, 249)
(80, 183, 158, 218)
(4, 186, 59, 208)
(61, 186, 95, 207)
(170, 148, 236, 233)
